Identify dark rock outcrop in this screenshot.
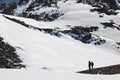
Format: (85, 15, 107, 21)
(77, 64, 120, 75)
(77, 0, 119, 15)
(0, 0, 62, 21)
(3, 15, 106, 45)
(101, 21, 120, 30)
(77, 0, 118, 9)
(0, 36, 25, 68)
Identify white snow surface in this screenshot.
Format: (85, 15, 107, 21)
(0, 0, 120, 79)
(0, 70, 120, 80)
(0, 13, 120, 71)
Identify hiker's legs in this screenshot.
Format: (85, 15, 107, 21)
(89, 65, 91, 70)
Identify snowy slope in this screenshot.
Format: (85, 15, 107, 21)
(0, 0, 120, 79)
(7, 1, 120, 41)
(0, 12, 120, 72)
(0, 14, 120, 79)
(0, 0, 120, 71)
(0, 70, 120, 80)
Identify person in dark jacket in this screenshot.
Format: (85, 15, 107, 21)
(88, 61, 91, 70)
(91, 61, 94, 69)
(88, 61, 94, 70)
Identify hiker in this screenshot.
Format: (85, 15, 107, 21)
(91, 61, 94, 69)
(88, 61, 91, 70)
(88, 61, 94, 70)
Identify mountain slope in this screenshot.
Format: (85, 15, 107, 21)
(78, 64, 120, 75)
(0, 0, 120, 21)
(0, 1, 120, 80)
(0, 11, 120, 72)
(0, 0, 120, 71)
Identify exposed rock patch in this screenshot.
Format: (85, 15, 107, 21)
(3, 15, 106, 45)
(0, 36, 25, 68)
(77, 64, 120, 75)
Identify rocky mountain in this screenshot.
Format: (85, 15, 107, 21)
(0, 0, 120, 21)
(77, 0, 120, 9)
(0, 1, 120, 80)
(0, 0, 62, 21)
(77, 0, 120, 15)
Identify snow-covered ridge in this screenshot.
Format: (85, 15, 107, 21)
(0, 0, 120, 79)
(0, 12, 120, 71)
